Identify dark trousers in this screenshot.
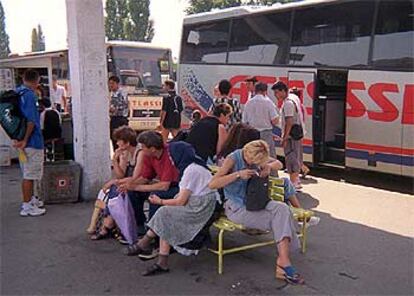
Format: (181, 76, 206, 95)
(110, 116, 129, 150)
(148, 186, 179, 220)
(128, 191, 149, 234)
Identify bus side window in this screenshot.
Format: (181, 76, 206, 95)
(372, 0, 414, 70)
(180, 21, 230, 64)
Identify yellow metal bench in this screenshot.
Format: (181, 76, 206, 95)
(208, 167, 314, 274)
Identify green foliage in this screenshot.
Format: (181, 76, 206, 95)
(31, 28, 38, 52)
(0, 0, 10, 58)
(105, 0, 153, 42)
(31, 24, 45, 52)
(37, 24, 45, 51)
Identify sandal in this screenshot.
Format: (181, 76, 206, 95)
(141, 263, 169, 276)
(112, 228, 129, 245)
(90, 228, 112, 240)
(124, 243, 145, 256)
(276, 265, 305, 285)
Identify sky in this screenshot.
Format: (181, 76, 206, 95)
(2, 0, 189, 60)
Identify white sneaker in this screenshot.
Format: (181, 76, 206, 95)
(20, 203, 46, 217)
(298, 216, 320, 229)
(308, 216, 320, 226)
(30, 196, 44, 208)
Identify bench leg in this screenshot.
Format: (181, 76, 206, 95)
(218, 229, 224, 275)
(301, 219, 307, 253)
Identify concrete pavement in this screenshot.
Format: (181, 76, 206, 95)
(1, 165, 413, 295)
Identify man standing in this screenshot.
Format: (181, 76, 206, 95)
(211, 79, 241, 130)
(272, 81, 303, 189)
(245, 76, 257, 101)
(109, 76, 129, 150)
(13, 69, 46, 217)
(159, 80, 183, 142)
(49, 75, 67, 112)
(242, 82, 279, 158)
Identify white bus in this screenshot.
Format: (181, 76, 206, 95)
(178, 0, 413, 177)
(0, 41, 173, 131)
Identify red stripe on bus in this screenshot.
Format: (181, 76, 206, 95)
(346, 142, 414, 156)
(303, 139, 313, 145)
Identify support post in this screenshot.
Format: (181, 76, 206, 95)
(65, 0, 111, 200)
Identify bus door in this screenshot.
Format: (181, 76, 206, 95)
(313, 70, 348, 167)
(287, 71, 315, 165)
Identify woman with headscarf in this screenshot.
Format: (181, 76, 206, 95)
(127, 140, 218, 276)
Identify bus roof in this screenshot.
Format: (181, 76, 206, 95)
(183, 0, 339, 24)
(0, 41, 170, 63)
(106, 40, 171, 52)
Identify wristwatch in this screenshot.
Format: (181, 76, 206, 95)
(236, 172, 241, 179)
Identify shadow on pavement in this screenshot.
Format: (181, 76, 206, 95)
(1, 166, 413, 295)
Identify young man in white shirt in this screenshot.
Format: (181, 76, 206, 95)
(242, 82, 279, 158)
(49, 75, 67, 112)
(272, 81, 303, 189)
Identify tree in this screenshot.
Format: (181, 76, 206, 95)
(125, 0, 153, 42)
(30, 24, 45, 52)
(37, 24, 45, 51)
(105, 0, 153, 42)
(186, 0, 301, 14)
(31, 28, 38, 52)
(0, 0, 10, 58)
(105, 0, 128, 40)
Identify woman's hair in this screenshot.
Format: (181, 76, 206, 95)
(242, 140, 269, 165)
(112, 126, 137, 146)
(219, 123, 260, 158)
(137, 130, 164, 150)
(212, 103, 232, 118)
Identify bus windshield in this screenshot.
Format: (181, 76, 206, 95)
(110, 46, 171, 94)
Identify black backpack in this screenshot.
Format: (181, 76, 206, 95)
(0, 90, 27, 140)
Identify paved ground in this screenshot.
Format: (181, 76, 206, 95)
(1, 165, 413, 295)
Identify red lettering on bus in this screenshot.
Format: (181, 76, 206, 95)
(402, 84, 414, 125)
(346, 81, 366, 117)
(306, 81, 314, 115)
(367, 83, 399, 122)
(229, 75, 249, 104)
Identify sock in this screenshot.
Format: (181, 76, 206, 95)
(22, 202, 30, 209)
(157, 254, 169, 269)
(137, 234, 153, 250)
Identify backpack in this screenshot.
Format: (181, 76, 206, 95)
(0, 90, 27, 140)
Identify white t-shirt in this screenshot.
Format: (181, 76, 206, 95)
(50, 85, 66, 105)
(179, 163, 213, 196)
(281, 99, 300, 132)
(287, 93, 306, 134)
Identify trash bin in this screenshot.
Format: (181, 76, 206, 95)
(39, 160, 81, 204)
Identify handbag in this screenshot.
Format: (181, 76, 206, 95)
(287, 98, 304, 140)
(290, 124, 304, 140)
(245, 175, 270, 211)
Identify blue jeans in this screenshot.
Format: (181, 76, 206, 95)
(149, 185, 179, 219)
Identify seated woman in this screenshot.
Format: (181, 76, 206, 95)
(209, 140, 304, 285)
(218, 123, 302, 208)
(126, 155, 217, 276)
(87, 126, 141, 241)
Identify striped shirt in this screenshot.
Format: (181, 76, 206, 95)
(212, 96, 242, 130)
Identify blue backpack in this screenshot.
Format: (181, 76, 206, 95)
(0, 90, 27, 140)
